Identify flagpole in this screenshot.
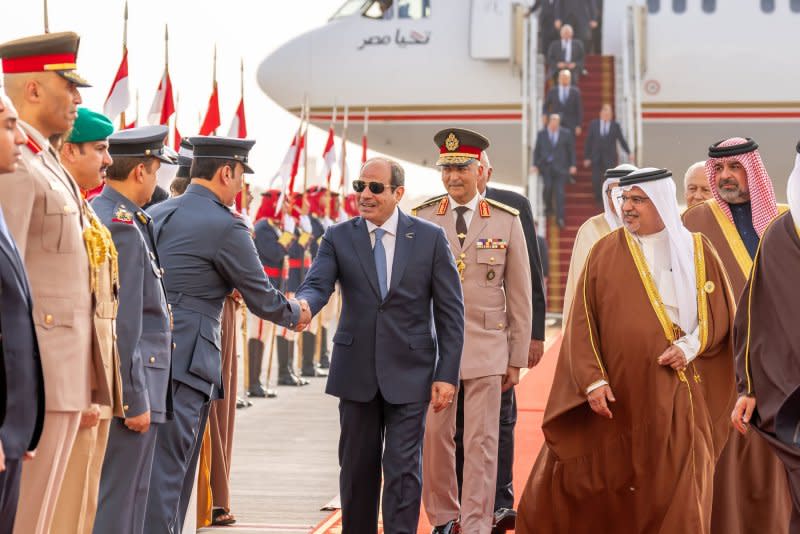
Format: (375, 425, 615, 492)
(43, 0, 49, 33)
(302, 94, 309, 191)
(340, 104, 348, 197)
(119, 2, 129, 129)
(212, 44, 218, 136)
(362, 106, 369, 164)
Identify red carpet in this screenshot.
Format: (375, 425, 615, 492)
(311, 332, 562, 534)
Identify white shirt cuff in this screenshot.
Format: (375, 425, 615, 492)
(586, 379, 608, 395)
(673, 332, 701, 364)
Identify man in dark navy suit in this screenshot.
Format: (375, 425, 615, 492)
(542, 69, 584, 135)
(546, 24, 585, 82)
(295, 157, 464, 534)
(533, 114, 577, 228)
(583, 104, 632, 205)
(0, 92, 45, 534)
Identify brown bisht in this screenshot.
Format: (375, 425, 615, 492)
(516, 228, 735, 534)
(684, 200, 792, 534)
(735, 211, 800, 532)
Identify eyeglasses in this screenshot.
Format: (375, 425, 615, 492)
(617, 194, 650, 206)
(353, 180, 396, 194)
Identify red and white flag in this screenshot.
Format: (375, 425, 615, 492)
(124, 118, 137, 130)
(318, 126, 337, 187)
(103, 49, 130, 121)
(173, 124, 183, 152)
(273, 135, 299, 211)
(227, 97, 247, 138)
(148, 69, 175, 126)
(199, 84, 221, 136)
(287, 130, 306, 193)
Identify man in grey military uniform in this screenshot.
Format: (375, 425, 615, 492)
(90, 125, 174, 534)
(144, 136, 310, 533)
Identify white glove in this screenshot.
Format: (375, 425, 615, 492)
(299, 215, 313, 234)
(282, 213, 296, 234)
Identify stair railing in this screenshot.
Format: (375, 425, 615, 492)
(621, 2, 646, 164)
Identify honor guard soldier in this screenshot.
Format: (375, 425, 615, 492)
(247, 190, 295, 397)
(299, 186, 329, 378)
(277, 192, 313, 386)
(90, 125, 174, 534)
(0, 32, 119, 534)
(414, 128, 532, 534)
(143, 136, 308, 533)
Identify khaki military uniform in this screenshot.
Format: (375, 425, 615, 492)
(0, 122, 118, 534)
(415, 194, 532, 534)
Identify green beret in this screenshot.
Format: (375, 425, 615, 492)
(68, 108, 114, 144)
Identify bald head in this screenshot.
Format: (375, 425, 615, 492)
(684, 161, 712, 208)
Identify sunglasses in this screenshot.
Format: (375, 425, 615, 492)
(352, 180, 396, 195)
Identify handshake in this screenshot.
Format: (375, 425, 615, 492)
(291, 298, 313, 332)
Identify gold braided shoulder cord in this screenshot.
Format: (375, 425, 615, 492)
(82, 205, 120, 297)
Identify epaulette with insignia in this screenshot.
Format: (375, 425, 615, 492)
(484, 198, 519, 216)
(135, 211, 148, 225)
(112, 205, 134, 224)
(411, 194, 447, 216)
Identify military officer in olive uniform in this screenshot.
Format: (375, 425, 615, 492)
(144, 136, 308, 533)
(90, 126, 175, 534)
(415, 129, 532, 534)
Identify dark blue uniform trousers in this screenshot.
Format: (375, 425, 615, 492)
(93, 419, 159, 534)
(144, 382, 210, 534)
(339, 392, 428, 534)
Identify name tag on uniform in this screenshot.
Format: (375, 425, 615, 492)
(476, 238, 507, 250)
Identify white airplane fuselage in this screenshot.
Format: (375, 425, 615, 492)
(259, 0, 800, 196)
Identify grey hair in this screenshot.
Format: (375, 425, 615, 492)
(362, 156, 405, 188)
(683, 161, 706, 189)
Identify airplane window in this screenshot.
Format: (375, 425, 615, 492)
(331, 0, 370, 19)
(701, 0, 716, 12)
(672, 0, 686, 13)
(364, 0, 394, 19)
(398, 0, 430, 19)
(647, 0, 660, 14)
(791, 0, 800, 12)
(760, 0, 775, 12)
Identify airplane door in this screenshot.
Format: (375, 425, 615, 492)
(470, 0, 513, 59)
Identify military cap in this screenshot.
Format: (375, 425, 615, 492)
(0, 32, 90, 87)
(433, 128, 490, 166)
(67, 108, 113, 144)
(176, 139, 194, 178)
(188, 136, 255, 174)
(618, 167, 672, 187)
(108, 125, 174, 163)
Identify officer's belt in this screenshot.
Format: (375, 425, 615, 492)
(167, 292, 220, 320)
(288, 258, 311, 268)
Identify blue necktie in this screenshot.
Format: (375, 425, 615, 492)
(373, 228, 388, 299)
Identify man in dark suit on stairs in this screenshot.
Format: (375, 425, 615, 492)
(533, 114, 576, 229)
(546, 24, 585, 83)
(542, 69, 583, 135)
(583, 104, 632, 206)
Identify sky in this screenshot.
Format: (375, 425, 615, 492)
(0, 0, 443, 200)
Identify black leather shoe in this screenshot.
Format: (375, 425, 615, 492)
(492, 508, 516, 533)
(301, 367, 329, 378)
(431, 520, 460, 534)
(247, 384, 268, 398)
(278, 375, 307, 386)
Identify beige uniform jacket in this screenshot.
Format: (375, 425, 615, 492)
(0, 121, 114, 412)
(415, 195, 532, 379)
